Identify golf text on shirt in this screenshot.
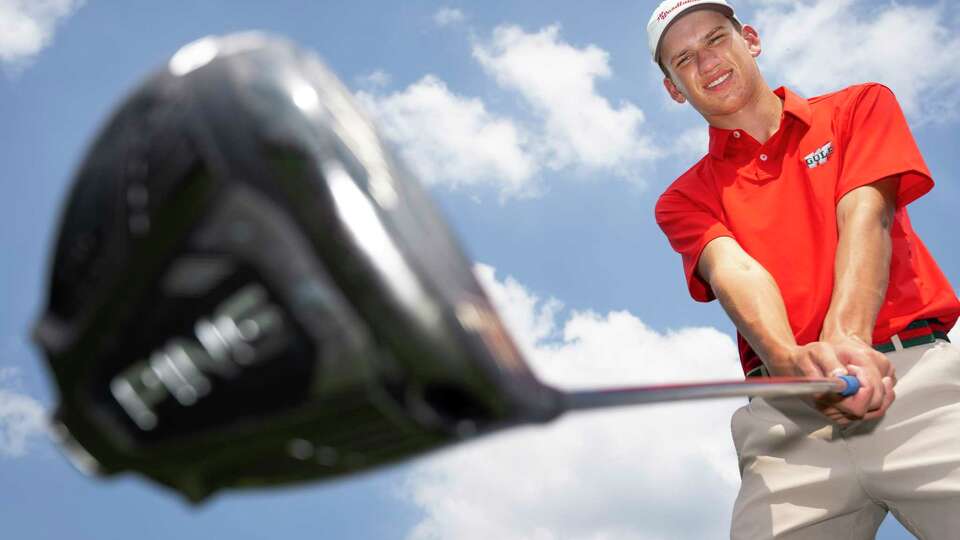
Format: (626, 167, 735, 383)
(804, 141, 833, 168)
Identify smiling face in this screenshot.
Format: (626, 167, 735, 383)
(659, 9, 765, 122)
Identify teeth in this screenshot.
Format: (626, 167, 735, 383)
(707, 72, 731, 89)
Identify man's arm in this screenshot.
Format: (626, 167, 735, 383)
(819, 177, 900, 420)
(698, 237, 839, 375)
(821, 177, 898, 341)
(698, 237, 880, 421)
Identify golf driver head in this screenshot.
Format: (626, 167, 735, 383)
(33, 32, 562, 502)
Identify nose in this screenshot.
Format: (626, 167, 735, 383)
(697, 48, 721, 77)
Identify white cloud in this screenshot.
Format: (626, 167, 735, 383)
(356, 69, 391, 90)
(357, 76, 539, 196)
(0, 0, 84, 69)
(0, 367, 47, 458)
(474, 25, 660, 180)
(433, 7, 465, 27)
(751, 0, 960, 122)
(403, 264, 744, 540)
(359, 25, 667, 198)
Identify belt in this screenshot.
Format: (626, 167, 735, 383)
(745, 318, 951, 377)
(873, 318, 951, 353)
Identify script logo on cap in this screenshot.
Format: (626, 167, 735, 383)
(658, 0, 704, 21)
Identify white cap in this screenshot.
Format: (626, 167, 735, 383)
(647, 0, 739, 64)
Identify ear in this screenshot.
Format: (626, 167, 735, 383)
(741, 24, 762, 58)
(663, 76, 686, 104)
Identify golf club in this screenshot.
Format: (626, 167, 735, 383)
(32, 32, 861, 503)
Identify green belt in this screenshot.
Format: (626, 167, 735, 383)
(873, 318, 950, 353)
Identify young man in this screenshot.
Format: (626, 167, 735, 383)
(648, 1, 960, 537)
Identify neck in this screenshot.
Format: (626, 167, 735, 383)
(705, 83, 783, 143)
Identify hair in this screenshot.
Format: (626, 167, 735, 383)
(658, 16, 743, 79)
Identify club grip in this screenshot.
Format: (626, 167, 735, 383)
(837, 374, 860, 397)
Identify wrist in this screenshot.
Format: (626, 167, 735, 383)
(763, 342, 803, 376)
(820, 323, 872, 345)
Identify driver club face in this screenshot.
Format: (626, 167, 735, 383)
(33, 33, 561, 502)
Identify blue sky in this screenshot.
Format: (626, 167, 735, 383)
(2, 1, 958, 538)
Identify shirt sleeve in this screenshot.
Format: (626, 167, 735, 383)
(837, 83, 933, 206)
(655, 188, 733, 302)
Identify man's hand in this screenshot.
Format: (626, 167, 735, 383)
(821, 335, 896, 424)
(767, 339, 895, 425)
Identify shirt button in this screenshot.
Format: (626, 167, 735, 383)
(759, 153, 768, 161)
(732, 131, 741, 138)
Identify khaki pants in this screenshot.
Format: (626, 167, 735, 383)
(731, 340, 960, 539)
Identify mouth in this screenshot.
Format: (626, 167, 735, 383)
(703, 70, 733, 91)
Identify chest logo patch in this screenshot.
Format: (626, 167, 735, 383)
(804, 141, 834, 168)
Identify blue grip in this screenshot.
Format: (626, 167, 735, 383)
(837, 374, 860, 397)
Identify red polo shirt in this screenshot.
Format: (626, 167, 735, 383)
(656, 83, 960, 376)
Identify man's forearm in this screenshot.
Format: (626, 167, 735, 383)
(712, 261, 797, 366)
(820, 179, 898, 343)
(700, 238, 802, 373)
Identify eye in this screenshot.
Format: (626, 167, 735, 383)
(709, 34, 725, 44)
(676, 55, 691, 67)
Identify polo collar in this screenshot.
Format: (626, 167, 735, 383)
(776, 86, 813, 127)
(707, 86, 812, 159)
(707, 126, 732, 159)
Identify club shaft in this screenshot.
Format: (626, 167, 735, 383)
(561, 377, 849, 412)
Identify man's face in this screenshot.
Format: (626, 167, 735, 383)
(659, 9, 762, 119)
